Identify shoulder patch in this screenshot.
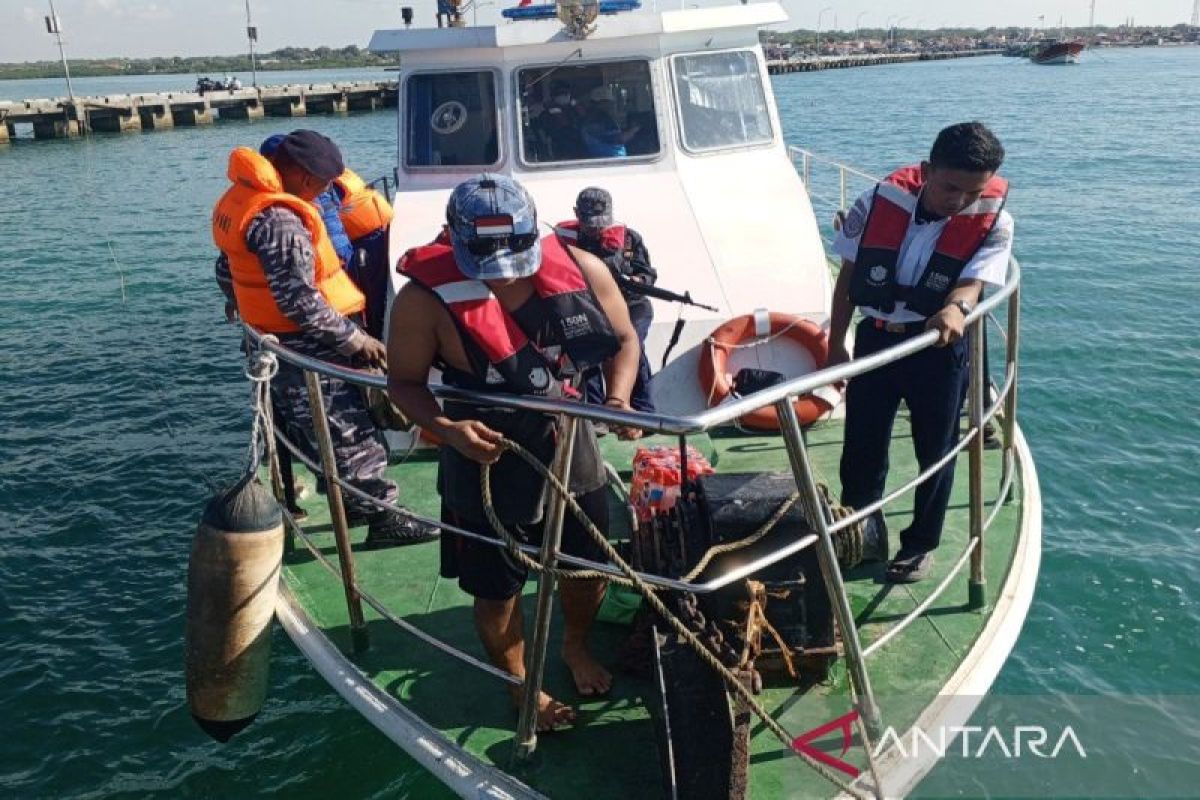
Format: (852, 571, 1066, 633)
(985, 225, 1013, 247)
(841, 198, 868, 239)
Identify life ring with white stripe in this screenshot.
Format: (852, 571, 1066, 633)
(699, 311, 838, 431)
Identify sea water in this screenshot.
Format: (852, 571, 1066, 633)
(1, 50, 1198, 797)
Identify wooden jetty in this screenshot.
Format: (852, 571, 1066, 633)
(0, 80, 397, 142)
(767, 49, 1002, 74)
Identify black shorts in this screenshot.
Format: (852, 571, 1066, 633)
(440, 487, 611, 601)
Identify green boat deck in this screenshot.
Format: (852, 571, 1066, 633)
(280, 415, 1023, 799)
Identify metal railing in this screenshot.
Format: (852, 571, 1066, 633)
(245, 149, 1023, 797)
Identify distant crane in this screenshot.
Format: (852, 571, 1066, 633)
(1192, 0, 1199, 28)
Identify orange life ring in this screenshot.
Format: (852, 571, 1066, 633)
(699, 312, 836, 431)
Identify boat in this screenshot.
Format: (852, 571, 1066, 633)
(1030, 39, 1085, 65)
(204, 1, 1042, 797)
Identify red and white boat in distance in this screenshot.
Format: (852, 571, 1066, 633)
(1030, 39, 1086, 64)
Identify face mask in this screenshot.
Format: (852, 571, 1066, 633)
(553, 94, 571, 106)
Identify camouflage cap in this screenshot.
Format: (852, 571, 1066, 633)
(446, 173, 541, 280)
(574, 186, 613, 229)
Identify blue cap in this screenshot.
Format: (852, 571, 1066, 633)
(259, 133, 286, 157)
(446, 174, 541, 280)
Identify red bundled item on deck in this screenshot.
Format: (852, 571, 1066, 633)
(630, 444, 714, 521)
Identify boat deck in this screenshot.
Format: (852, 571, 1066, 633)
(279, 415, 1023, 799)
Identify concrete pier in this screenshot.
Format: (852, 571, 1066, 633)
(767, 49, 1002, 74)
(87, 101, 142, 134)
(33, 118, 82, 139)
(0, 80, 396, 142)
(217, 101, 265, 121)
(138, 102, 175, 130)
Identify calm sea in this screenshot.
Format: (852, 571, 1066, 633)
(1, 50, 1198, 798)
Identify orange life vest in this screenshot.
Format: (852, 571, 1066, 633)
(850, 164, 1008, 316)
(399, 233, 618, 395)
(333, 169, 394, 242)
(212, 147, 364, 333)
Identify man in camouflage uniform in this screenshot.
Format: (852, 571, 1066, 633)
(214, 129, 436, 547)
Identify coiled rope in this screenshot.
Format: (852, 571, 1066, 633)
(480, 437, 873, 799)
(240, 340, 279, 482)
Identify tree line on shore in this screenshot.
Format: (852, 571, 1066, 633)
(0, 45, 395, 81)
(763, 23, 1197, 45)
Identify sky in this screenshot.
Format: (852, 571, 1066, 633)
(2, 0, 1194, 62)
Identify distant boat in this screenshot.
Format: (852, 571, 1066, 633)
(1030, 39, 1085, 65)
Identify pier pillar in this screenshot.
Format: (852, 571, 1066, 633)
(306, 95, 348, 115)
(33, 118, 82, 139)
(264, 97, 307, 117)
(138, 105, 175, 130)
(218, 102, 265, 121)
(347, 94, 378, 112)
(172, 105, 214, 126)
(380, 90, 398, 108)
(0, 123, 10, 144)
(89, 109, 142, 134)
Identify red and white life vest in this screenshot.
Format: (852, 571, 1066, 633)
(849, 164, 1008, 316)
(400, 232, 618, 395)
(553, 219, 627, 254)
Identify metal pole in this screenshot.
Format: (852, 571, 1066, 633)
(839, 165, 848, 212)
(514, 414, 578, 760)
(245, 0, 258, 88)
(774, 398, 882, 736)
(967, 320, 987, 610)
(1000, 284, 1021, 502)
(46, 0, 84, 134)
(303, 371, 370, 651)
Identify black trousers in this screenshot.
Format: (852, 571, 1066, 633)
(583, 301, 655, 412)
(839, 319, 969, 556)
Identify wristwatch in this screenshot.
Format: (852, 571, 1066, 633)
(950, 299, 974, 316)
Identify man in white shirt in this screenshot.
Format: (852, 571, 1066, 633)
(827, 122, 1013, 583)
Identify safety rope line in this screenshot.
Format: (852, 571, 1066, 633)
(480, 437, 873, 799)
(241, 342, 279, 483)
(704, 316, 810, 351)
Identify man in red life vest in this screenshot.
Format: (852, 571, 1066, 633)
(826, 122, 1014, 583)
(555, 187, 658, 413)
(386, 174, 643, 731)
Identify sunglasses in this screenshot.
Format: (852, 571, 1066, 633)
(464, 232, 540, 257)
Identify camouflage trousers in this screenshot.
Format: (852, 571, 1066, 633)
(271, 354, 398, 518)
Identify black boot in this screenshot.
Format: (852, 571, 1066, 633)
(364, 510, 440, 549)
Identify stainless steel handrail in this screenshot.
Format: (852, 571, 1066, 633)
(242, 258, 1018, 436)
(273, 424, 822, 595)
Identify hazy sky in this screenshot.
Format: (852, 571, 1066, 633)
(3, 0, 1194, 61)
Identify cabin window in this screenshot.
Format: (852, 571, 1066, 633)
(405, 71, 500, 168)
(672, 51, 773, 153)
(517, 60, 660, 164)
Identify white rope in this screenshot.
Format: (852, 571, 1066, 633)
(241, 341, 279, 482)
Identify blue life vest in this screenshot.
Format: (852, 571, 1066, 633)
(315, 187, 354, 267)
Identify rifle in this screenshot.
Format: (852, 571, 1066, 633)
(615, 275, 720, 313)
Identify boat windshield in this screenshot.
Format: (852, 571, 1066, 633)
(672, 50, 773, 153)
(517, 60, 660, 165)
(405, 70, 501, 169)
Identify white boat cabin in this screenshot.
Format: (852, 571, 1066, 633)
(369, 2, 831, 414)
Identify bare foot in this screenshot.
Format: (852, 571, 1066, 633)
(509, 687, 576, 732)
(562, 642, 612, 697)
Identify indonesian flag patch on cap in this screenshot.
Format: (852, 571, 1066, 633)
(474, 214, 515, 237)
